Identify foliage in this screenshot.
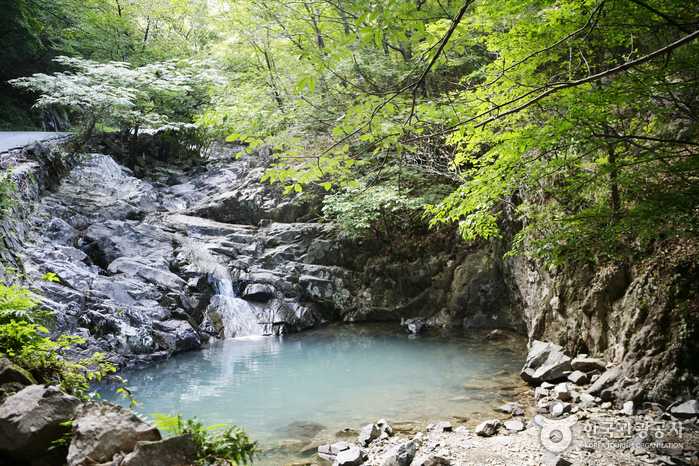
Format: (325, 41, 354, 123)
(152, 413, 260, 465)
(235, 0, 699, 263)
(10, 56, 224, 144)
(0, 273, 117, 400)
(323, 181, 428, 241)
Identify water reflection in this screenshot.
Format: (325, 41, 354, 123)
(96, 323, 527, 464)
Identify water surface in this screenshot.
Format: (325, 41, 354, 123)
(97, 323, 527, 464)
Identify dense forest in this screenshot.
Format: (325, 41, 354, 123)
(3, 0, 698, 266)
(1, 1, 698, 464)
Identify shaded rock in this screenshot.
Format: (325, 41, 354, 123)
(413, 455, 451, 466)
(377, 418, 393, 437)
(67, 401, 161, 466)
(486, 329, 508, 340)
(670, 400, 699, 419)
(45, 217, 79, 246)
(643, 402, 665, 415)
(382, 440, 416, 466)
(600, 386, 616, 402)
(548, 401, 571, 417)
(540, 451, 572, 466)
(585, 365, 622, 396)
(571, 357, 606, 372)
(401, 318, 425, 335)
(520, 341, 573, 384)
(337, 445, 366, 466)
(120, 434, 198, 466)
(0, 358, 36, 386)
(151, 320, 201, 352)
(535, 386, 549, 400)
(475, 419, 501, 437)
(0, 385, 81, 463)
(358, 423, 380, 447)
(554, 383, 571, 401)
(567, 370, 588, 385)
(242, 283, 275, 302)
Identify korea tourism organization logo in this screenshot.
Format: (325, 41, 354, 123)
(534, 402, 576, 453)
(534, 401, 685, 453)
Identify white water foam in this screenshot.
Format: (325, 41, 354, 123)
(210, 276, 266, 338)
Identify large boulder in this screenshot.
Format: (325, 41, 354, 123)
(520, 340, 573, 384)
(0, 385, 81, 463)
(120, 434, 199, 466)
(67, 401, 161, 466)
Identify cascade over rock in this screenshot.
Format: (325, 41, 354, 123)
(0, 136, 696, 401)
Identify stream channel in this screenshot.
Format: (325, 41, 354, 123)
(96, 323, 527, 465)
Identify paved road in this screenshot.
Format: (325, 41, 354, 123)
(0, 132, 71, 153)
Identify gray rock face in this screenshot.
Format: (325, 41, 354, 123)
(554, 383, 571, 401)
(67, 401, 161, 466)
(0, 385, 81, 462)
(381, 440, 416, 466)
(520, 341, 573, 384)
(120, 434, 198, 466)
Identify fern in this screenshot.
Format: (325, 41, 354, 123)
(151, 414, 260, 465)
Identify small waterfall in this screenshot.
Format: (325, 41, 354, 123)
(167, 230, 268, 339)
(209, 275, 266, 338)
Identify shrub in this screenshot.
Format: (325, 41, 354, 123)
(152, 413, 260, 465)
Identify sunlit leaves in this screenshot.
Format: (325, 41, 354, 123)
(11, 56, 223, 138)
